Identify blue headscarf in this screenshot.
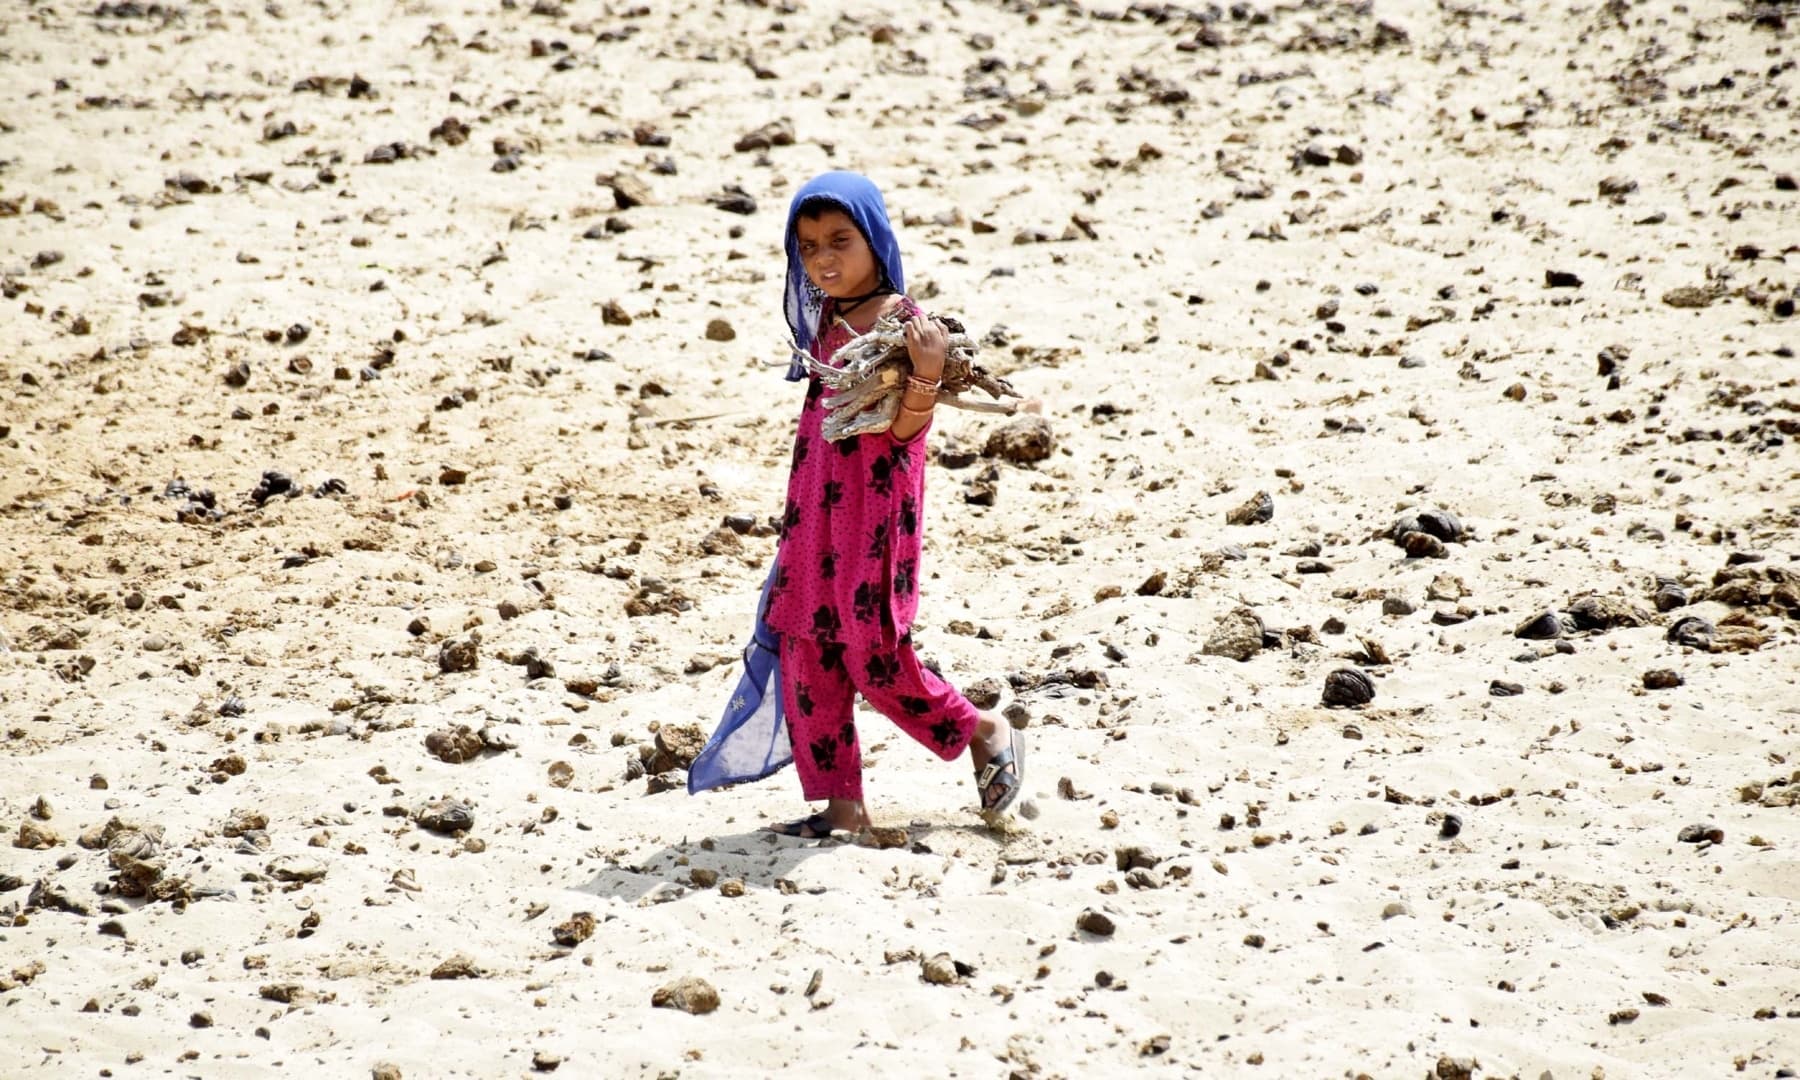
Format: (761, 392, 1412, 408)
(781, 171, 906, 380)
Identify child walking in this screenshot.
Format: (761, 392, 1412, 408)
(762, 171, 1024, 839)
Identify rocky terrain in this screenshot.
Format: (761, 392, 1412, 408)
(1, 0, 1796, 1076)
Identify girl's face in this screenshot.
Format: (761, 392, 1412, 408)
(795, 210, 881, 299)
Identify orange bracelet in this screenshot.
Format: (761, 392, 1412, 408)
(905, 374, 941, 397)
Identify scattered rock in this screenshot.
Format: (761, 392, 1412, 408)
(1666, 615, 1715, 649)
(1225, 490, 1274, 525)
(247, 470, 301, 508)
(1399, 531, 1448, 559)
(704, 318, 735, 342)
(1202, 607, 1264, 662)
(106, 824, 167, 898)
(708, 185, 757, 215)
(1321, 667, 1375, 708)
(1435, 1056, 1479, 1080)
(1076, 909, 1116, 937)
(425, 725, 485, 763)
(1678, 823, 1724, 844)
(1569, 595, 1650, 631)
(1514, 610, 1569, 640)
(438, 637, 479, 673)
(1662, 285, 1718, 309)
(983, 416, 1054, 464)
(429, 954, 482, 979)
(259, 983, 307, 1004)
(733, 118, 794, 152)
(863, 826, 909, 849)
(430, 116, 469, 146)
(964, 677, 1005, 710)
(605, 172, 651, 209)
(552, 911, 595, 947)
(1391, 506, 1463, 543)
(1115, 846, 1162, 871)
(416, 798, 475, 834)
(1642, 668, 1683, 690)
(14, 819, 59, 850)
(1652, 578, 1689, 612)
(648, 723, 705, 773)
(921, 953, 959, 985)
(652, 976, 719, 1014)
(267, 854, 328, 883)
(1598, 175, 1638, 199)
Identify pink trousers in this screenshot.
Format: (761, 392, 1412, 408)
(779, 633, 982, 802)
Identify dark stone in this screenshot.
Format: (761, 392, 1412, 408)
(1653, 580, 1688, 612)
(1076, 909, 1115, 937)
(1666, 615, 1714, 649)
(416, 798, 475, 834)
(1392, 506, 1464, 543)
(250, 470, 295, 506)
(709, 185, 757, 215)
(1321, 667, 1375, 708)
(1514, 610, 1567, 640)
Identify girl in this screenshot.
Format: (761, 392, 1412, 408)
(763, 171, 1024, 839)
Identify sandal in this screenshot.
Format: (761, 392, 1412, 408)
(765, 812, 838, 840)
(973, 724, 1026, 815)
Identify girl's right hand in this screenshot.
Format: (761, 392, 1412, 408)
(903, 315, 948, 380)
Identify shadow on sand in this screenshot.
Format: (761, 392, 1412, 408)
(573, 824, 966, 904)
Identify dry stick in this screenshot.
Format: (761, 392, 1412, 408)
(649, 412, 744, 428)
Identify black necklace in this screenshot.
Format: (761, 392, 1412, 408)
(833, 286, 894, 320)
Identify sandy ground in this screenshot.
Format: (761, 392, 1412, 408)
(2, 0, 1798, 1077)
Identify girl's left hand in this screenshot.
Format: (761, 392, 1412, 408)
(903, 315, 948, 380)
